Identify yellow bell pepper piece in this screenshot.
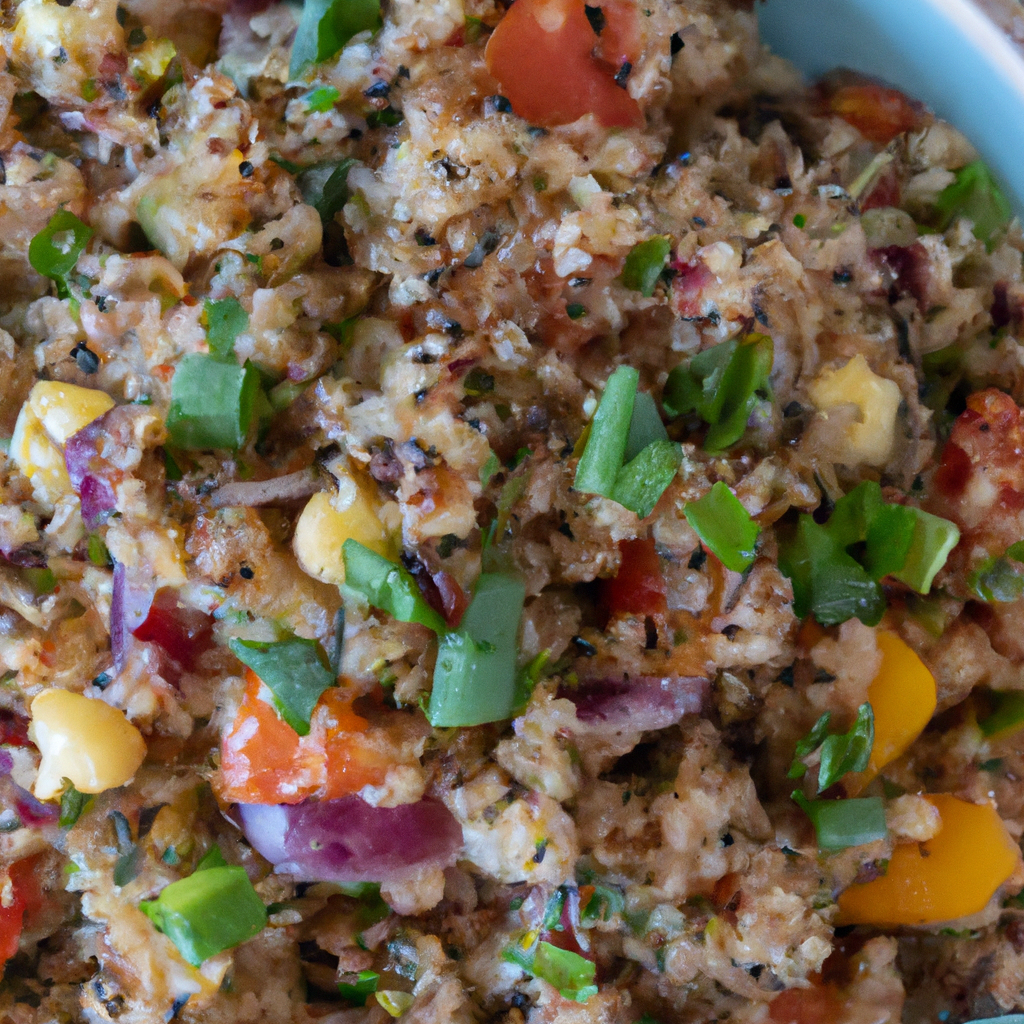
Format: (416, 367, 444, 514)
(837, 795, 1021, 926)
(848, 632, 936, 793)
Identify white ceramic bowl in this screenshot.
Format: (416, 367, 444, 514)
(757, 0, 1024, 215)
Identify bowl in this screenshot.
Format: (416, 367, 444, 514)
(756, 0, 1024, 215)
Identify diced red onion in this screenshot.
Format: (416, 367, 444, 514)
(236, 797, 463, 883)
(110, 563, 155, 673)
(0, 754, 57, 826)
(561, 675, 709, 732)
(65, 418, 117, 528)
(209, 469, 319, 509)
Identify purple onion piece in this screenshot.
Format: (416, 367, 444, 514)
(561, 675, 709, 732)
(237, 797, 464, 883)
(65, 418, 117, 527)
(110, 562, 155, 673)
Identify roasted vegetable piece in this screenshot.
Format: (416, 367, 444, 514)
(837, 795, 1021, 925)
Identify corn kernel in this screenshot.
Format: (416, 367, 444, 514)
(293, 478, 393, 586)
(807, 354, 901, 467)
(11, 382, 114, 503)
(30, 689, 147, 801)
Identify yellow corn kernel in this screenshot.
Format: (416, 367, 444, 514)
(11, 382, 115, 503)
(807, 354, 901, 467)
(294, 479, 393, 586)
(29, 689, 147, 801)
(848, 632, 937, 794)
(837, 795, 1021, 926)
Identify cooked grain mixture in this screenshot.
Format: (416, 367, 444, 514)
(0, 1, 1023, 1022)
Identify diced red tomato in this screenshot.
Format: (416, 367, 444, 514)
(133, 588, 214, 671)
(601, 538, 667, 617)
(671, 258, 714, 319)
(823, 82, 922, 145)
(484, 0, 643, 129)
(859, 164, 900, 211)
(769, 984, 844, 1024)
(218, 670, 393, 805)
(0, 857, 43, 968)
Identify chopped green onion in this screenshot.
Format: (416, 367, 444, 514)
(342, 540, 447, 634)
(463, 368, 495, 396)
(575, 365, 638, 497)
(479, 450, 500, 487)
(140, 866, 267, 966)
(166, 354, 261, 451)
(339, 970, 379, 1006)
(791, 792, 887, 851)
(623, 391, 668, 462)
(196, 845, 228, 871)
(787, 712, 833, 780)
(205, 298, 248, 361)
(579, 882, 625, 924)
(24, 567, 57, 595)
(621, 235, 671, 297)
(503, 940, 597, 1003)
(58, 779, 90, 829)
(313, 158, 357, 224)
(933, 160, 1012, 250)
(29, 209, 94, 299)
(228, 635, 335, 736)
(611, 438, 682, 520)
(543, 887, 566, 930)
(566, 303, 587, 320)
(427, 573, 526, 727)
(816, 703, 874, 792)
(683, 482, 760, 573)
(305, 85, 341, 112)
(289, 0, 382, 78)
(663, 333, 773, 453)
(889, 508, 960, 594)
(87, 533, 110, 568)
(979, 691, 1024, 738)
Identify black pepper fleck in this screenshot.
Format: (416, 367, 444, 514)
(614, 61, 632, 88)
(239, 565, 254, 580)
(238, 161, 254, 178)
(584, 5, 605, 34)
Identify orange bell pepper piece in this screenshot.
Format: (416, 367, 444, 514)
(837, 795, 1021, 926)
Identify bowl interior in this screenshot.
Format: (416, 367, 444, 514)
(757, 0, 1024, 215)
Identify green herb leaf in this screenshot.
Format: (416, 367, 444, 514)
(290, 0, 382, 78)
(205, 298, 248, 361)
(663, 333, 773, 452)
(306, 85, 341, 112)
(338, 970, 379, 1006)
(621, 236, 671, 297)
(166, 354, 262, 451)
(575, 365, 638, 497)
(933, 160, 1012, 250)
(611, 439, 683, 520)
(502, 939, 597, 1002)
(228, 635, 335, 736)
(543, 888, 566, 930)
(623, 390, 668, 463)
(140, 866, 267, 966)
(683, 482, 760, 573)
(196, 845, 229, 871)
(87, 533, 110, 567)
(29, 209, 94, 299)
(791, 792, 887, 851)
(342, 540, 447, 634)
(428, 573, 526, 727)
(59, 779, 91, 829)
(817, 703, 874, 792)
(580, 882, 625, 924)
(979, 691, 1024, 738)
(787, 713, 832, 780)
(479, 450, 500, 487)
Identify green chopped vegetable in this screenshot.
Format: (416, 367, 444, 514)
(621, 235, 671, 297)
(315, 159, 356, 224)
(196, 845, 228, 871)
(933, 160, 1012, 250)
(503, 940, 597, 1002)
(968, 540, 1024, 603)
(779, 481, 959, 626)
(683, 482, 760, 573)
(140, 865, 267, 966)
(611, 439, 683, 520)
(791, 792, 887, 851)
(376, 991, 414, 1017)
(58, 779, 91, 829)
(29, 209, 94, 299)
(306, 85, 340, 112)
(979, 691, 1024, 738)
(580, 882, 625, 924)
(87, 533, 110, 568)
(342, 540, 447, 634)
(623, 391, 668, 462)
(205, 298, 248, 361)
(339, 970, 380, 1006)
(811, 703, 874, 792)
(787, 712, 833, 780)
(566, 302, 587, 320)
(166, 354, 262, 451)
(228, 635, 335, 736)
(575, 365, 638, 497)
(24, 567, 57, 595)
(663, 333, 773, 452)
(290, 0, 382, 78)
(428, 573, 526, 727)
(479, 450, 500, 487)
(543, 888, 566, 930)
